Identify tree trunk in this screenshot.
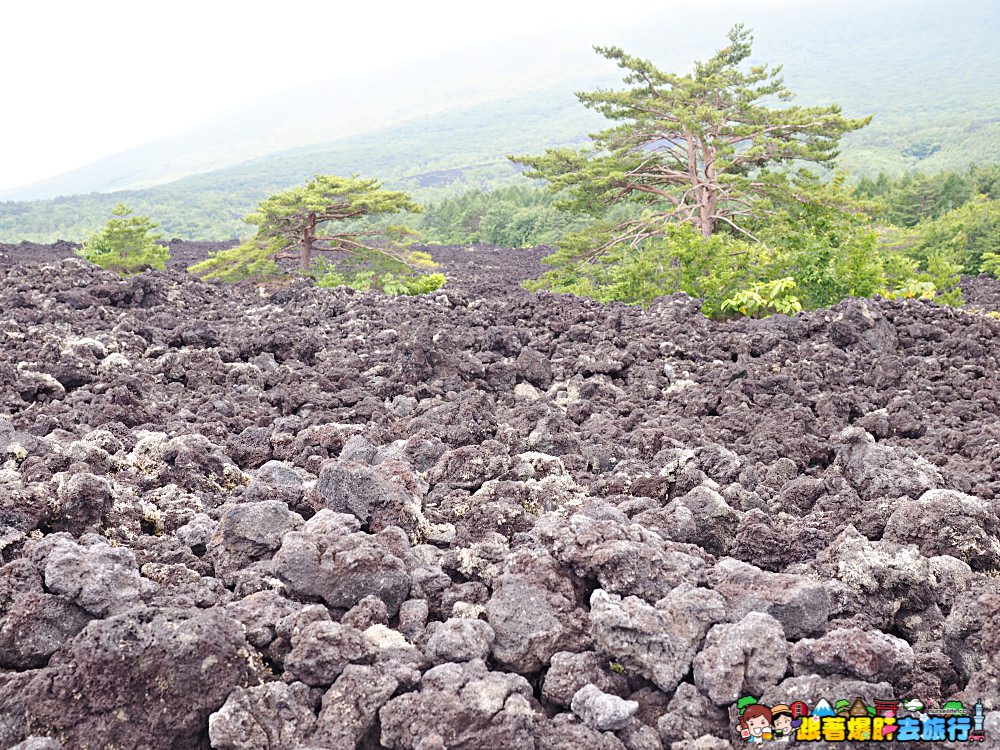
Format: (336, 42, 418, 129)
(300, 214, 316, 270)
(699, 202, 714, 237)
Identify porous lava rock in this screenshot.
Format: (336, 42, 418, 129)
(0, 244, 998, 748)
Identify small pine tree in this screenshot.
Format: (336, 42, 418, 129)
(189, 174, 422, 283)
(78, 204, 169, 273)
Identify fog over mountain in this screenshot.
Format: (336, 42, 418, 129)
(4, 0, 995, 203)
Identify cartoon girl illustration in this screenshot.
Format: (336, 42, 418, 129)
(770, 705, 796, 741)
(739, 704, 773, 744)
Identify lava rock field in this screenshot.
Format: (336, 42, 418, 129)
(0, 242, 998, 749)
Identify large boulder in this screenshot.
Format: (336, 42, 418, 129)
(25, 608, 261, 750)
(272, 510, 411, 616)
(209, 682, 317, 750)
(693, 612, 789, 706)
(708, 558, 830, 639)
(883, 489, 1000, 570)
(486, 549, 590, 672)
(589, 584, 725, 693)
(378, 659, 538, 749)
(833, 427, 942, 503)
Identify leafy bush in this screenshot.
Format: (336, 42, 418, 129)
(526, 174, 964, 319)
(526, 223, 770, 317)
(755, 177, 888, 309)
(391, 272, 447, 295)
(722, 277, 803, 317)
(909, 196, 1000, 274)
(77, 203, 168, 273)
(980, 251, 1000, 276)
(314, 262, 446, 296)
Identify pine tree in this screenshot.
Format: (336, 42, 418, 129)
(189, 175, 421, 281)
(78, 203, 169, 274)
(513, 25, 871, 258)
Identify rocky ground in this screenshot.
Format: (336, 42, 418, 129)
(0, 241, 998, 749)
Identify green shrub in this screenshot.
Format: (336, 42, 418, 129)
(722, 277, 803, 317)
(980, 251, 1000, 276)
(526, 223, 766, 317)
(314, 265, 446, 296)
(910, 196, 1000, 274)
(78, 203, 168, 274)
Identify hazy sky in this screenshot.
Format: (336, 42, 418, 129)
(0, 0, 656, 192)
(1, 0, 843, 193)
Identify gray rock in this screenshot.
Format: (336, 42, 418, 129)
(379, 659, 537, 749)
(224, 590, 303, 651)
(589, 585, 725, 693)
(0, 671, 33, 748)
(226, 426, 274, 469)
(211, 500, 303, 584)
(657, 486, 739, 556)
(486, 549, 590, 672)
(759, 674, 895, 720)
(364, 624, 426, 668)
(272, 510, 411, 616)
(806, 526, 936, 628)
(542, 651, 631, 708)
(928, 555, 975, 609)
(534, 513, 707, 602)
(428, 441, 511, 491)
(708, 558, 830, 639)
(398, 598, 429, 641)
(571, 684, 639, 732)
(618, 719, 663, 750)
(24, 608, 261, 750)
(316, 457, 426, 538)
(983, 712, 1000, 749)
(883, 489, 1000, 570)
(693, 612, 788, 706)
(657, 683, 726, 744)
(242, 460, 304, 505)
(340, 434, 378, 463)
(833, 426, 942, 502)
(946, 586, 1000, 684)
(516, 347, 553, 387)
(9, 739, 62, 750)
(175, 512, 217, 554)
(669, 735, 731, 750)
(791, 626, 915, 682)
(0, 591, 91, 669)
(314, 664, 404, 748)
(537, 713, 627, 750)
(283, 621, 373, 687)
(424, 617, 495, 662)
(54, 472, 111, 532)
(42, 537, 150, 617)
(342, 593, 390, 630)
(209, 682, 317, 750)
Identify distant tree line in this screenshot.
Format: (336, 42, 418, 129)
(855, 164, 1000, 226)
(51, 25, 1000, 317)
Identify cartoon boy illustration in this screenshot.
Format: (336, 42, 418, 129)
(739, 704, 774, 743)
(770, 705, 796, 741)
